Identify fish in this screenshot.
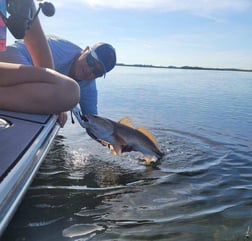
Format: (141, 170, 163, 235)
(80, 113, 163, 165)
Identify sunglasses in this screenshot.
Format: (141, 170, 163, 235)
(86, 52, 104, 77)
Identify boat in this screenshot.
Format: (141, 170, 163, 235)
(0, 110, 60, 236)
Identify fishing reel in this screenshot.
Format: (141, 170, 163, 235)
(0, 0, 55, 39)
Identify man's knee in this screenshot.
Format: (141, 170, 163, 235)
(55, 76, 80, 112)
(64, 80, 80, 110)
(47, 69, 80, 112)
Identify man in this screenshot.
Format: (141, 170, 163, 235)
(0, 7, 80, 117)
(0, 36, 117, 124)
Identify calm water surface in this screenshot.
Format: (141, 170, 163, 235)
(2, 67, 252, 241)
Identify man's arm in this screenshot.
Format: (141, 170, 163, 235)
(78, 80, 98, 115)
(24, 3, 54, 68)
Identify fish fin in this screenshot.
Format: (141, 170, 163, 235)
(98, 140, 116, 154)
(99, 140, 108, 146)
(119, 117, 135, 128)
(108, 144, 117, 155)
(108, 134, 126, 155)
(111, 144, 122, 155)
(98, 133, 125, 156)
(137, 127, 160, 148)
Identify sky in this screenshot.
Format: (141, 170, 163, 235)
(7, 0, 252, 69)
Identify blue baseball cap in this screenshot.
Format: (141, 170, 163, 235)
(90, 42, 116, 77)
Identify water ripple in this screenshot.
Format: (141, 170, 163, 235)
(29, 185, 126, 191)
(26, 217, 63, 228)
(62, 223, 106, 238)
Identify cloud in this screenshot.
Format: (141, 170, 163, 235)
(55, 0, 252, 12)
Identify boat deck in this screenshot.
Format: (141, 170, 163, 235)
(0, 110, 60, 236)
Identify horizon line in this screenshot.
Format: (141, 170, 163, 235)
(116, 63, 252, 72)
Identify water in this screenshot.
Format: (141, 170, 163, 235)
(1, 67, 252, 241)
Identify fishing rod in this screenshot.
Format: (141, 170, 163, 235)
(0, 0, 55, 39)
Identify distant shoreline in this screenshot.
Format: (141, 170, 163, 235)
(117, 63, 252, 73)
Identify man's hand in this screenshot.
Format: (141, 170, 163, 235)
(57, 112, 68, 127)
